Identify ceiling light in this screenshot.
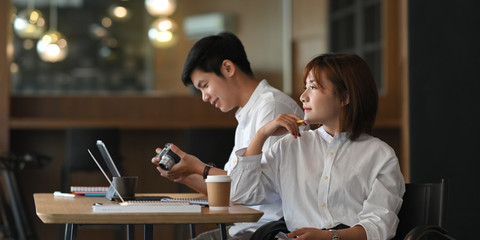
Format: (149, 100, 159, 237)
(13, 8, 46, 39)
(145, 0, 176, 17)
(36, 0, 68, 62)
(148, 17, 178, 48)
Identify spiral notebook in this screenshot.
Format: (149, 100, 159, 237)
(92, 201, 202, 213)
(161, 197, 208, 206)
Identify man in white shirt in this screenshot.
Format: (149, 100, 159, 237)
(151, 32, 304, 240)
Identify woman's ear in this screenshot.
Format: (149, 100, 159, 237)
(221, 60, 236, 77)
(341, 92, 350, 106)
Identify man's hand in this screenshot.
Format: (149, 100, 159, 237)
(151, 144, 204, 182)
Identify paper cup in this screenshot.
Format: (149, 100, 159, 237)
(205, 175, 231, 211)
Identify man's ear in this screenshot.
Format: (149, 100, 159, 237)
(221, 60, 236, 77)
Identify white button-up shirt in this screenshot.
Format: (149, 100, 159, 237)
(230, 127, 405, 240)
(224, 79, 304, 236)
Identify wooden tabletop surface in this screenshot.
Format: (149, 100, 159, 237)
(34, 193, 263, 224)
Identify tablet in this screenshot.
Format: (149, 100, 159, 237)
(96, 140, 121, 177)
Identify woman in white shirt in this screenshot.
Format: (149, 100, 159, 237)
(230, 53, 405, 240)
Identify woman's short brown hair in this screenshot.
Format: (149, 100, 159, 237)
(303, 53, 378, 140)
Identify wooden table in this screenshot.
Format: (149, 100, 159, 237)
(34, 193, 263, 240)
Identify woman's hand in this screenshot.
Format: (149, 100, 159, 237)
(286, 228, 330, 240)
(244, 114, 305, 157)
(258, 114, 306, 139)
(287, 226, 366, 240)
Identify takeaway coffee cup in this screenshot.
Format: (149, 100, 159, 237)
(112, 176, 138, 200)
(205, 175, 231, 211)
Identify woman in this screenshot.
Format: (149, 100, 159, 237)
(229, 53, 405, 240)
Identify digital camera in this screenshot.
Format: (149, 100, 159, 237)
(157, 143, 180, 171)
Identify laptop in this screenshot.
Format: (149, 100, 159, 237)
(94, 140, 168, 201)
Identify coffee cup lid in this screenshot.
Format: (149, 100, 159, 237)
(205, 175, 231, 182)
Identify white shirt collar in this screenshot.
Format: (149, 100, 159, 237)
(318, 126, 349, 143)
(235, 79, 269, 121)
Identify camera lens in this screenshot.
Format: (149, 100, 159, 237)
(159, 155, 175, 171)
(157, 143, 180, 171)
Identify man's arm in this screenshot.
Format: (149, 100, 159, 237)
(152, 144, 227, 194)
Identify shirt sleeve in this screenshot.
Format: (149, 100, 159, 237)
(229, 148, 279, 205)
(357, 155, 405, 240)
(254, 98, 303, 152)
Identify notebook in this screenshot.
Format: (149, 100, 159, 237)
(161, 197, 208, 206)
(92, 201, 202, 213)
(71, 186, 109, 196)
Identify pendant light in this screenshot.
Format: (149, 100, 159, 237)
(108, 4, 132, 22)
(145, 0, 177, 17)
(145, 0, 178, 48)
(36, 0, 68, 62)
(13, 0, 46, 39)
(148, 17, 177, 48)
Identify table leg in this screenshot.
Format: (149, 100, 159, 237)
(127, 224, 135, 240)
(64, 224, 78, 240)
(144, 224, 153, 240)
(64, 224, 71, 240)
(189, 224, 196, 238)
(71, 224, 78, 240)
(219, 223, 227, 240)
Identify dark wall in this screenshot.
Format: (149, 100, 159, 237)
(409, 0, 480, 238)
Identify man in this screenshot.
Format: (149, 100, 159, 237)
(152, 32, 304, 240)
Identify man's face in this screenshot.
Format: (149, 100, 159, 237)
(191, 69, 237, 112)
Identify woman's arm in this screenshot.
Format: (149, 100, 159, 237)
(286, 225, 366, 240)
(244, 114, 305, 156)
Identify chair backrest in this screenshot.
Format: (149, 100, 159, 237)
(393, 179, 448, 240)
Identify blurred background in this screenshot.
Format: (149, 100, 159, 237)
(1, 0, 479, 239)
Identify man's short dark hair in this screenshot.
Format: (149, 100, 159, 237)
(181, 32, 254, 86)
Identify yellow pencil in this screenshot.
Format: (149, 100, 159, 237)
(296, 120, 305, 124)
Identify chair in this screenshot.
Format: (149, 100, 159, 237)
(394, 179, 456, 240)
(1, 153, 49, 240)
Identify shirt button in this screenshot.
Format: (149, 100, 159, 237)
(321, 202, 326, 207)
(324, 176, 328, 180)
(327, 223, 332, 227)
(329, 152, 333, 157)
(233, 159, 238, 164)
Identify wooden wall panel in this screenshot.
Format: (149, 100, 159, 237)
(0, 0, 11, 152)
(10, 96, 236, 129)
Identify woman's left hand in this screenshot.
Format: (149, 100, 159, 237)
(286, 228, 330, 240)
(258, 114, 305, 139)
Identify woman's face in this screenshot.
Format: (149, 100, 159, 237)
(191, 68, 237, 112)
(300, 70, 342, 134)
